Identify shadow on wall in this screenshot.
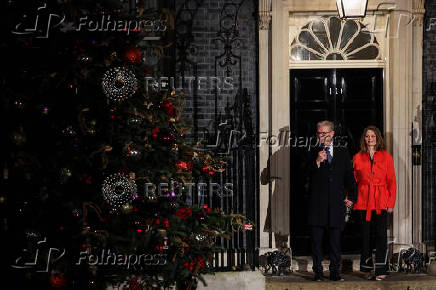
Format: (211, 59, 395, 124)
(261, 127, 290, 249)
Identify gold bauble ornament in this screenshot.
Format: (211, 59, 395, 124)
(122, 204, 133, 213)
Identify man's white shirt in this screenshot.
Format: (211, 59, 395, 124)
(316, 143, 333, 168)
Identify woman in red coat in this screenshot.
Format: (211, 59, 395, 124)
(353, 125, 396, 281)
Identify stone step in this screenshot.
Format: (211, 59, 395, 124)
(292, 255, 361, 272)
(266, 272, 436, 290)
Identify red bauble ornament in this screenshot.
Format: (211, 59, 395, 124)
(244, 224, 254, 231)
(161, 101, 176, 117)
(203, 204, 211, 213)
(49, 273, 67, 288)
(152, 128, 160, 138)
(175, 208, 192, 219)
(176, 160, 193, 171)
(123, 46, 142, 65)
(128, 277, 141, 290)
(195, 256, 206, 269)
(119, 167, 131, 174)
(80, 173, 92, 184)
(175, 160, 187, 170)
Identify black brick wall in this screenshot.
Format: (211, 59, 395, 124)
(423, 0, 436, 243)
(175, 0, 257, 140)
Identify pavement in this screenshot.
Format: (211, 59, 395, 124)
(266, 271, 436, 290)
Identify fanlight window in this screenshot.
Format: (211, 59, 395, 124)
(290, 16, 380, 61)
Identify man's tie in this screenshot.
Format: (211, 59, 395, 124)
(326, 147, 332, 164)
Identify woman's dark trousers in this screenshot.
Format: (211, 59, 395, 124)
(358, 210, 388, 276)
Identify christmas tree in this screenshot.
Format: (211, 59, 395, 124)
(2, 1, 251, 289)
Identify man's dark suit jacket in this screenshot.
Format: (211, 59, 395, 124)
(308, 146, 357, 228)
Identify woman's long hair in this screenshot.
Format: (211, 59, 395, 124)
(360, 125, 385, 152)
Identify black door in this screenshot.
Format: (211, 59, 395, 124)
(289, 68, 383, 255)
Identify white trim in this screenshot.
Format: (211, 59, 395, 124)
(289, 60, 385, 69)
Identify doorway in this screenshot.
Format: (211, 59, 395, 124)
(289, 68, 383, 255)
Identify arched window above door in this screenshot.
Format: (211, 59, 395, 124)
(290, 16, 380, 61)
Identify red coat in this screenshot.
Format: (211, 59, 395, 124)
(353, 150, 396, 221)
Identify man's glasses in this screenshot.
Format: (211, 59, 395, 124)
(317, 131, 332, 136)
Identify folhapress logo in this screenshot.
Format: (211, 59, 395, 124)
(11, 237, 65, 272)
(11, 4, 65, 39)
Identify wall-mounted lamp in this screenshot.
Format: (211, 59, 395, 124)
(336, 0, 368, 19)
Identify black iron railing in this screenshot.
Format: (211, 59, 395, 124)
(175, 0, 259, 271)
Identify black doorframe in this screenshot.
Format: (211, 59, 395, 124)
(289, 68, 384, 255)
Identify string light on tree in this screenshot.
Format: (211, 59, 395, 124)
(13, 99, 25, 109)
(78, 54, 93, 63)
(41, 106, 50, 115)
(102, 67, 137, 104)
(127, 115, 143, 126)
(61, 126, 77, 137)
(11, 127, 27, 146)
(102, 173, 137, 210)
(124, 142, 142, 159)
(72, 208, 82, 218)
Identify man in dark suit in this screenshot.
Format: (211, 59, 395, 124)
(308, 120, 357, 281)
